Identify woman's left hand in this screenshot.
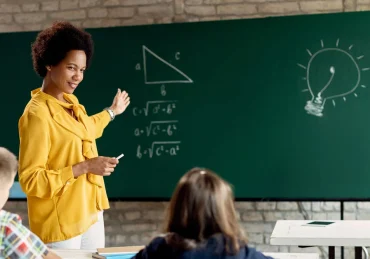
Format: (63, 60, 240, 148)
(110, 88, 130, 116)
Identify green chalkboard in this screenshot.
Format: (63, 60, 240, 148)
(3, 11, 370, 200)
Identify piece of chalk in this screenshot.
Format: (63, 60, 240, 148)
(116, 154, 124, 159)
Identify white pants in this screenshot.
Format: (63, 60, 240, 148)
(46, 211, 105, 250)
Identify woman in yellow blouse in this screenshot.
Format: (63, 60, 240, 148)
(17, 21, 130, 250)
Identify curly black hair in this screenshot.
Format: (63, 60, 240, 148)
(31, 21, 94, 78)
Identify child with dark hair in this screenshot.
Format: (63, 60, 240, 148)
(18, 21, 130, 250)
(0, 147, 61, 259)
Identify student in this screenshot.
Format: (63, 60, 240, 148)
(0, 147, 61, 259)
(17, 21, 130, 249)
(132, 167, 274, 259)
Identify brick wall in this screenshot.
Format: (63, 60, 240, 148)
(0, 0, 367, 32)
(2, 0, 370, 258)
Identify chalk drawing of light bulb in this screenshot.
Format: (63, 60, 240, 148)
(298, 39, 369, 117)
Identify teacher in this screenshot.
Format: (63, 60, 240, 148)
(17, 21, 130, 250)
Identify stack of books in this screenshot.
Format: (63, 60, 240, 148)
(92, 246, 144, 259)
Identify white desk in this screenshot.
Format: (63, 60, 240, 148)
(270, 220, 370, 259)
(52, 249, 319, 259)
(264, 252, 319, 259)
(52, 249, 95, 259)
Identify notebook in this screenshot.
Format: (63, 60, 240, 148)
(92, 246, 144, 259)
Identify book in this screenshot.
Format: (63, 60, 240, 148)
(92, 252, 138, 259)
(92, 246, 144, 259)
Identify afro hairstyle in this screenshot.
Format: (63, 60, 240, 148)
(31, 21, 94, 78)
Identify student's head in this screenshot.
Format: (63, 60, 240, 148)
(31, 21, 94, 94)
(164, 167, 246, 253)
(0, 147, 18, 210)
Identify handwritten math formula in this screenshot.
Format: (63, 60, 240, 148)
(132, 101, 180, 159)
(132, 45, 193, 159)
(136, 141, 180, 159)
(134, 120, 178, 137)
(132, 101, 177, 117)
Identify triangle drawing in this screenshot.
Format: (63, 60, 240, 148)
(143, 45, 193, 84)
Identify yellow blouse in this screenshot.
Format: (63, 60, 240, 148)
(18, 88, 111, 243)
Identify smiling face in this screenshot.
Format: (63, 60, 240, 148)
(47, 50, 86, 96)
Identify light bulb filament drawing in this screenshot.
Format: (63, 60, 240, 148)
(320, 66, 336, 97)
(305, 66, 335, 116)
